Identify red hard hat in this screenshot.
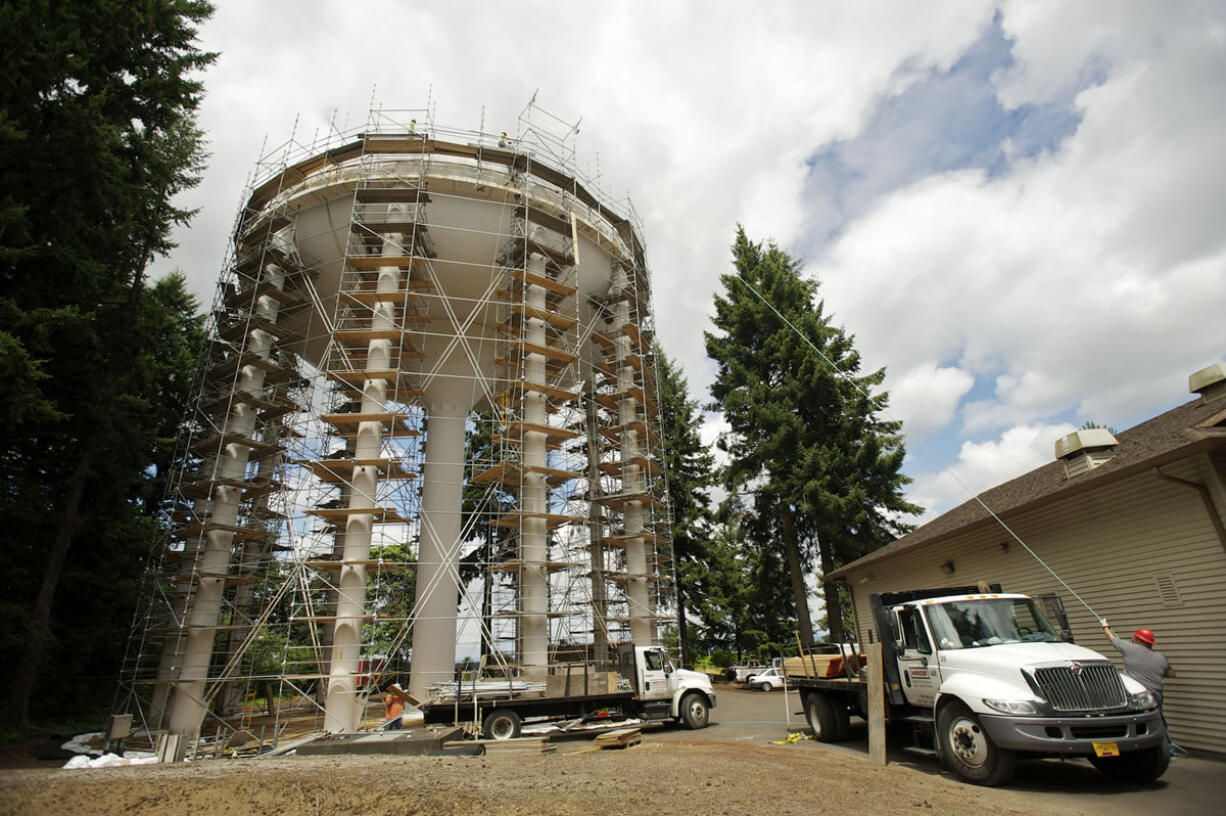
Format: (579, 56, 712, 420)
(1133, 628, 1156, 645)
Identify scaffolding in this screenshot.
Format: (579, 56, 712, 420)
(117, 104, 675, 748)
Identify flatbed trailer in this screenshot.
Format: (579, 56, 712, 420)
(418, 644, 717, 739)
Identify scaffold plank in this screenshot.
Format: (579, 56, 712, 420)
(224, 278, 303, 309)
(506, 303, 578, 331)
(319, 412, 421, 437)
(489, 510, 579, 529)
(303, 458, 417, 483)
(331, 327, 421, 344)
(591, 492, 664, 511)
(468, 462, 580, 487)
(489, 559, 583, 574)
(300, 560, 412, 572)
(191, 430, 281, 459)
(345, 255, 429, 271)
(305, 506, 412, 523)
(340, 288, 427, 309)
(494, 380, 578, 404)
(520, 341, 578, 364)
(509, 267, 577, 296)
(601, 532, 664, 547)
(173, 521, 269, 543)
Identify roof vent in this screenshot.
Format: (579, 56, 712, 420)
(1189, 362, 1226, 403)
(1055, 428, 1118, 478)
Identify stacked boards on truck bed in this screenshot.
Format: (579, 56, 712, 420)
(783, 654, 863, 679)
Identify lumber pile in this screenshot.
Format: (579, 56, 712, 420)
(782, 654, 864, 679)
(444, 736, 556, 756)
(592, 728, 641, 750)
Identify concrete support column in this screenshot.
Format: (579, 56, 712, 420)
(323, 234, 401, 732)
(614, 292, 652, 645)
(520, 252, 550, 678)
(166, 264, 286, 738)
(408, 378, 469, 701)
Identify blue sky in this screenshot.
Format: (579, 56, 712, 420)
(153, 1, 1226, 523)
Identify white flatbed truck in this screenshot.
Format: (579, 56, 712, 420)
(421, 644, 717, 739)
(787, 585, 1168, 786)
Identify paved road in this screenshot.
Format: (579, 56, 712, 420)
(646, 684, 1220, 816)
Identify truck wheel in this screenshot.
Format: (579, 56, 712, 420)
(805, 693, 841, 743)
(1088, 745, 1170, 783)
(832, 698, 851, 741)
(936, 702, 1016, 786)
(482, 708, 521, 740)
(681, 693, 710, 729)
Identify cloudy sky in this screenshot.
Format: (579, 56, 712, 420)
(153, 0, 1226, 522)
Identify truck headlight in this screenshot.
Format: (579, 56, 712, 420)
(982, 698, 1038, 715)
(1128, 690, 1156, 711)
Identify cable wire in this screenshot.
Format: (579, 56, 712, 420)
(728, 274, 1102, 620)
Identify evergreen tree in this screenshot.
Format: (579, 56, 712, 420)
(705, 228, 920, 644)
(654, 346, 715, 666)
(0, 1, 216, 726)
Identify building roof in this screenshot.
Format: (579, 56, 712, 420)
(826, 393, 1226, 581)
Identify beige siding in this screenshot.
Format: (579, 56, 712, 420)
(842, 452, 1226, 754)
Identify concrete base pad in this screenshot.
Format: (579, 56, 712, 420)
(293, 727, 465, 757)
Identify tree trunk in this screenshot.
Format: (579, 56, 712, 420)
(781, 508, 814, 647)
(676, 587, 689, 667)
(3, 449, 92, 727)
(817, 535, 845, 643)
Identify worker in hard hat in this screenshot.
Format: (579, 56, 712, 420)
(383, 683, 406, 730)
(498, 131, 508, 148)
(1102, 619, 1177, 755)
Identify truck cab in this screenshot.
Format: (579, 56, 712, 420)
(618, 644, 717, 728)
(876, 590, 1168, 785)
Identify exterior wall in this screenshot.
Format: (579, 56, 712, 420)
(841, 451, 1226, 754)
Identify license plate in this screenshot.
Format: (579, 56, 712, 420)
(1092, 741, 1120, 757)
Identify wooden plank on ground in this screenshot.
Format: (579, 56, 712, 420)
(593, 727, 641, 749)
(867, 642, 887, 766)
(445, 736, 556, 756)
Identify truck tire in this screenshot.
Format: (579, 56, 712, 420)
(680, 693, 710, 729)
(831, 697, 851, 741)
(936, 702, 1016, 786)
(482, 708, 521, 740)
(1088, 745, 1170, 783)
(804, 692, 842, 743)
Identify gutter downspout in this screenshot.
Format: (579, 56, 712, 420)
(1154, 467, 1226, 555)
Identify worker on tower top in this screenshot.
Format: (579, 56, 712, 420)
(499, 131, 508, 148)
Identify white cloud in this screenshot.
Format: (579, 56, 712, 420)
(889, 362, 975, 441)
(815, 1, 1226, 468)
(908, 422, 1076, 521)
(154, 1, 996, 391)
(147, 3, 1226, 522)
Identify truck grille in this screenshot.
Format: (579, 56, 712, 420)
(1031, 663, 1126, 711)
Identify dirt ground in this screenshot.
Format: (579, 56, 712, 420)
(0, 738, 1078, 816)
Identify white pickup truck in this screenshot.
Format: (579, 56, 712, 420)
(787, 586, 1168, 786)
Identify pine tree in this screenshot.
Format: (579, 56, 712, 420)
(705, 228, 920, 644)
(654, 346, 715, 666)
(0, 1, 216, 726)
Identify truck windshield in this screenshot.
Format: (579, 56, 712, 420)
(925, 598, 1060, 649)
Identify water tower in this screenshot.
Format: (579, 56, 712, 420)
(125, 110, 673, 740)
